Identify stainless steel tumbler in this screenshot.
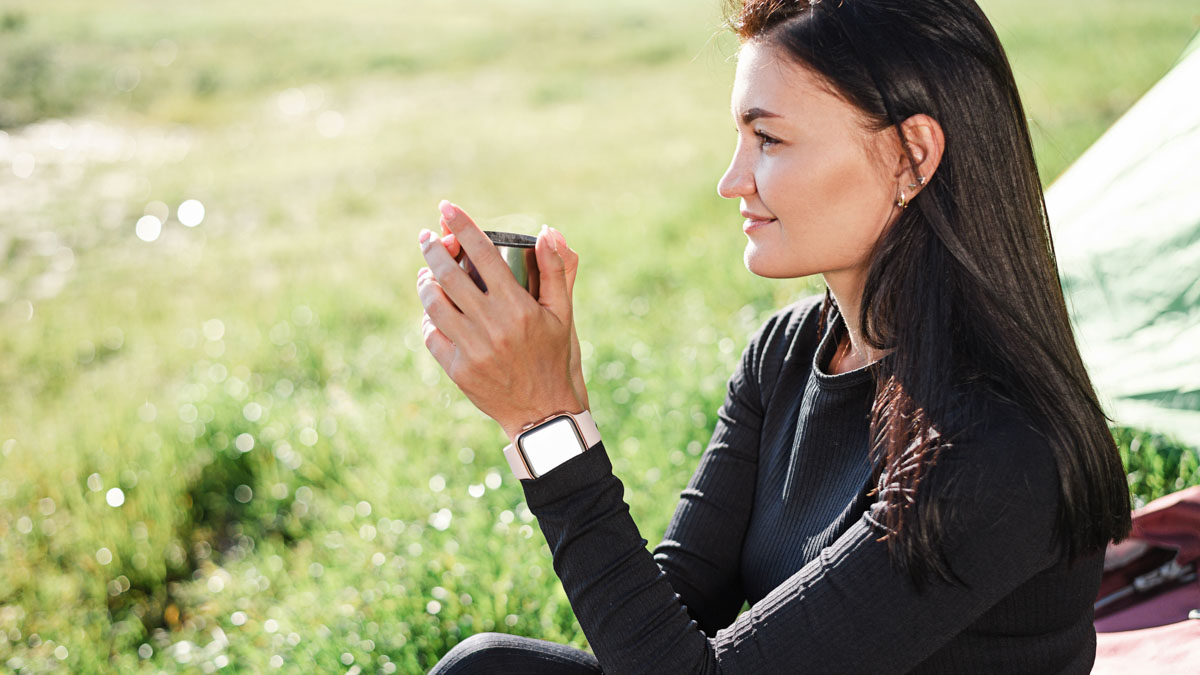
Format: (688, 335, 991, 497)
(455, 231, 540, 299)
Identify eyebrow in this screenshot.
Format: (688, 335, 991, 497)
(739, 107, 782, 124)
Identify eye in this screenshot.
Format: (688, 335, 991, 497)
(755, 130, 780, 148)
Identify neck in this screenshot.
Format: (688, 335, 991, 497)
(823, 268, 891, 373)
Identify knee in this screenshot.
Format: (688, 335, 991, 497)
(451, 631, 511, 657)
(429, 632, 511, 674)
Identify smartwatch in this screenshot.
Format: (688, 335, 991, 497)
(503, 410, 602, 480)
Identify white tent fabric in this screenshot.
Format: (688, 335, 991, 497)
(1047, 33, 1200, 447)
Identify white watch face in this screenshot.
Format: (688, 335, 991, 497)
(519, 417, 585, 478)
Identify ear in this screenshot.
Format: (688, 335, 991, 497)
(891, 114, 945, 199)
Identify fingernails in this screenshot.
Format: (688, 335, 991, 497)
(438, 200, 455, 221)
(541, 224, 557, 252)
(419, 229, 433, 251)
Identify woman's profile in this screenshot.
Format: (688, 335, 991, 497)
(415, 0, 1133, 672)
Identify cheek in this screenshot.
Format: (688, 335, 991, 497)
(813, 151, 892, 238)
(754, 155, 806, 212)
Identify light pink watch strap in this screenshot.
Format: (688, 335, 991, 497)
(503, 410, 601, 480)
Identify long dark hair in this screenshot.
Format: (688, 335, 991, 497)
(726, 0, 1131, 586)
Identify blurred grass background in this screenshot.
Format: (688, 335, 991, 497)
(1, 0, 1198, 671)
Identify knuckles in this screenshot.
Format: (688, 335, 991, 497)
(510, 298, 538, 327)
(416, 278, 439, 310)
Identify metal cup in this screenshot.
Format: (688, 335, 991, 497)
(455, 231, 540, 299)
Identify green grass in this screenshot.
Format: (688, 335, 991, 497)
(1, 0, 1197, 671)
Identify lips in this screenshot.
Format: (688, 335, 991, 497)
(741, 211, 776, 233)
(740, 210, 773, 221)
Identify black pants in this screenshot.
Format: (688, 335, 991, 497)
(428, 632, 603, 674)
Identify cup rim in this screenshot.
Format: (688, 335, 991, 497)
(484, 230, 537, 248)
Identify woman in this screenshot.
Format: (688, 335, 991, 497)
(416, 0, 1132, 672)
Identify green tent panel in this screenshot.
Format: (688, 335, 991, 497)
(1047, 31, 1200, 447)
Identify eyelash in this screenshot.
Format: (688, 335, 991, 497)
(754, 130, 779, 148)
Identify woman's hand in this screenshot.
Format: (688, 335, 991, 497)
(418, 201, 589, 443)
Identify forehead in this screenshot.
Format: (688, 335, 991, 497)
(731, 41, 851, 122)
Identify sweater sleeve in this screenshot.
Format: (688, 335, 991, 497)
(519, 409, 1064, 674)
(647, 310, 783, 634)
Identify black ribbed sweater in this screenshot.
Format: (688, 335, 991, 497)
(520, 295, 1104, 674)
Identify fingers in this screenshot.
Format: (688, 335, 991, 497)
(420, 229, 483, 314)
(421, 313, 455, 372)
(569, 322, 589, 410)
(438, 201, 513, 292)
(438, 214, 462, 259)
(534, 225, 572, 323)
(417, 264, 471, 343)
(554, 229, 579, 296)
(441, 232, 461, 260)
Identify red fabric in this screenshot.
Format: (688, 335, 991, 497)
(1092, 487, 1200, 673)
(1125, 486, 1200, 566)
(1093, 620, 1200, 674)
(1094, 582, 1200, 633)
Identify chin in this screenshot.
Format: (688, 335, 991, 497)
(744, 244, 808, 279)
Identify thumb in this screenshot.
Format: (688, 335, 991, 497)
(535, 225, 571, 322)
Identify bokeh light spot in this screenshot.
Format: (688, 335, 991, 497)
(106, 488, 125, 507)
(277, 88, 307, 116)
(292, 305, 314, 326)
(135, 215, 162, 242)
(430, 508, 452, 531)
(316, 111, 345, 138)
(202, 319, 225, 341)
(178, 199, 205, 227)
(235, 433, 255, 453)
(298, 427, 318, 447)
(242, 402, 263, 422)
(234, 484, 253, 503)
(151, 38, 178, 66)
(144, 201, 169, 222)
(115, 66, 141, 92)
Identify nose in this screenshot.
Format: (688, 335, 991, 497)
(717, 142, 755, 200)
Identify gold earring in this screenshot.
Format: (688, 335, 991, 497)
(896, 175, 926, 209)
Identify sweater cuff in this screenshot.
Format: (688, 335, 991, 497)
(520, 441, 613, 509)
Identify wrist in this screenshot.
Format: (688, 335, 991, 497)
(503, 409, 602, 480)
(500, 397, 585, 444)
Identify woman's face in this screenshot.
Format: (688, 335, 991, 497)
(718, 41, 899, 279)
